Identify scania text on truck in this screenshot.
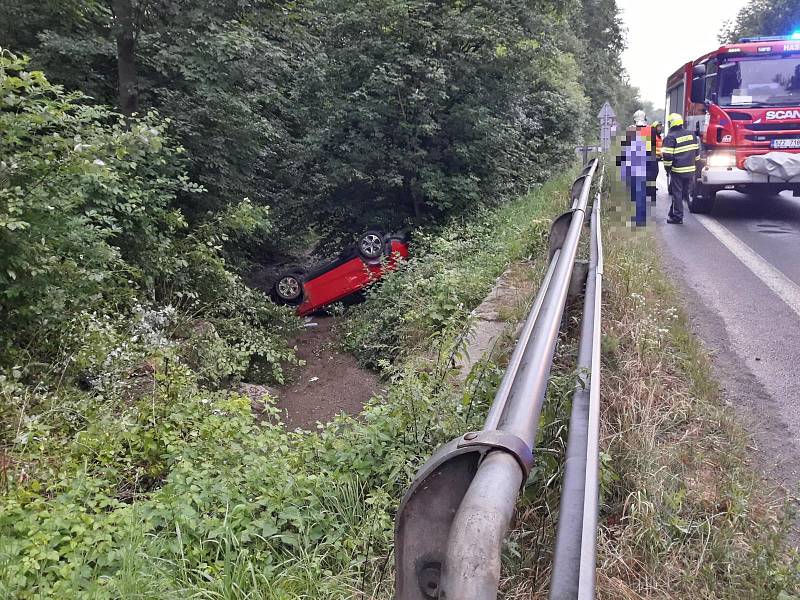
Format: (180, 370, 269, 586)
(665, 34, 800, 213)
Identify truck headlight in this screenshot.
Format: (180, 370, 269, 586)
(706, 152, 736, 168)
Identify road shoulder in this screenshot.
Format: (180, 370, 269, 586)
(655, 228, 800, 503)
(590, 174, 800, 596)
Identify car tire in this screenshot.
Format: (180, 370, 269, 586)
(273, 271, 304, 304)
(358, 230, 385, 260)
(689, 183, 715, 214)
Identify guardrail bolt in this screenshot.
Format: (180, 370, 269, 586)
(419, 564, 441, 599)
(464, 432, 478, 441)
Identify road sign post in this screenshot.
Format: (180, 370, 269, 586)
(598, 101, 617, 152)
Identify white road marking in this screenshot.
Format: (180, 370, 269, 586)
(694, 213, 800, 321)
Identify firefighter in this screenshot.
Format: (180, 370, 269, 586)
(632, 110, 660, 205)
(647, 120, 663, 203)
(652, 120, 664, 148)
(662, 113, 700, 224)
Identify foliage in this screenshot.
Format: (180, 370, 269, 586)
(0, 50, 186, 357)
(0, 276, 486, 599)
(341, 175, 573, 368)
(0, 0, 639, 248)
(0, 50, 298, 381)
(568, 0, 641, 138)
(298, 0, 588, 237)
(0, 0, 697, 596)
(722, 0, 800, 42)
(0, 165, 577, 598)
(3, 0, 316, 236)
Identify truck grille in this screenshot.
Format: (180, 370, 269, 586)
(744, 122, 800, 131)
(744, 133, 800, 142)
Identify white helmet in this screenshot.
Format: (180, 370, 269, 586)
(633, 109, 647, 127)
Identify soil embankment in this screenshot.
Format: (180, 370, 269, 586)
(276, 316, 383, 429)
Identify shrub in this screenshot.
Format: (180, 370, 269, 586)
(0, 50, 298, 382)
(341, 175, 572, 368)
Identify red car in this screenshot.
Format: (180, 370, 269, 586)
(271, 230, 409, 316)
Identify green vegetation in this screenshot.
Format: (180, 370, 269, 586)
(589, 179, 799, 597)
(5, 1, 727, 597)
(0, 167, 576, 597)
(723, 0, 800, 42)
(495, 176, 800, 598)
(1, 0, 640, 245)
(0, 51, 298, 381)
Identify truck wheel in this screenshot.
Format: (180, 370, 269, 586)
(689, 184, 715, 214)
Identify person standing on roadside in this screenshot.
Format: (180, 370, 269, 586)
(632, 109, 659, 206)
(661, 113, 700, 224)
(648, 120, 664, 204)
(617, 127, 648, 226)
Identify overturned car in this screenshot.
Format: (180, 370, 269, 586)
(271, 230, 409, 316)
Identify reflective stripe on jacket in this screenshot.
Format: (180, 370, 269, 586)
(662, 126, 700, 174)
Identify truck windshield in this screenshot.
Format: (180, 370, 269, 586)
(718, 57, 800, 107)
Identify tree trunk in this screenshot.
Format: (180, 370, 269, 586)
(412, 195, 424, 220)
(406, 176, 424, 220)
(113, 0, 137, 117)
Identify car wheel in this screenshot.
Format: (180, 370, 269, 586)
(358, 230, 385, 260)
(689, 183, 715, 214)
(273, 272, 303, 304)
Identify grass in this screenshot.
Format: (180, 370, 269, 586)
(0, 171, 580, 599)
(497, 167, 800, 598)
(7, 161, 794, 599)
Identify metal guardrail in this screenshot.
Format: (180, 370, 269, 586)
(549, 166, 605, 600)
(394, 158, 604, 600)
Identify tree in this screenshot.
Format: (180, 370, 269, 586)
(6, 0, 316, 240)
(722, 0, 800, 42)
(569, 0, 640, 138)
(3, 0, 638, 251)
(112, 0, 137, 115)
(298, 0, 588, 237)
(0, 51, 193, 353)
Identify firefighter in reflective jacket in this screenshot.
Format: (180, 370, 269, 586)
(632, 110, 660, 205)
(652, 121, 664, 157)
(647, 121, 664, 204)
(662, 113, 700, 224)
(651, 121, 664, 201)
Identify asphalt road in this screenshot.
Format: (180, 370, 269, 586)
(653, 169, 800, 496)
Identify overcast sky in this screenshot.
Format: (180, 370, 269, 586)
(617, 0, 751, 112)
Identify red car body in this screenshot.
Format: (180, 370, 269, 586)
(293, 238, 409, 316)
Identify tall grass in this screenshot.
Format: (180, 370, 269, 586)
(498, 170, 800, 598)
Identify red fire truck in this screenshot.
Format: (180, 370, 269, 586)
(666, 34, 800, 213)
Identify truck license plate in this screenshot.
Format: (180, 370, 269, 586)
(771, 139, 800, 149)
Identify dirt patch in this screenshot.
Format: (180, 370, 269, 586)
(276, 316, 383, 430)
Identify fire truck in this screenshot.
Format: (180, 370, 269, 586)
(666, 34, 800, 213)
